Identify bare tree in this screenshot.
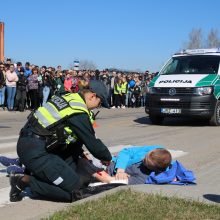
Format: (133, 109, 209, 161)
(79, 60, 97, 70)
(186, 28, 203, 49)
(207, 29, 220, 48)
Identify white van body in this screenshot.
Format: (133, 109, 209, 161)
(146, 48, 220, 125)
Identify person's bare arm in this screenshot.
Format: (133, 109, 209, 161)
(93, 171, 115, 183)
(115, 168, 130, 180)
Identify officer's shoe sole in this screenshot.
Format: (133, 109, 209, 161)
(9, 174, 24, 202)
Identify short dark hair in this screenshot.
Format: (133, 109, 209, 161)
(25, 62, 30, 66)
(5, 64, 10, 69)
(19, 67, 25, 72)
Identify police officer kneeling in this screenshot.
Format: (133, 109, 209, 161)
(10, 80, 112, 202)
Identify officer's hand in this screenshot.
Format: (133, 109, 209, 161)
(115, 168, 130, 180)
(101, 161, 111, 166)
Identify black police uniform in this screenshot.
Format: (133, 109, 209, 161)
(17, 111, 111, 202)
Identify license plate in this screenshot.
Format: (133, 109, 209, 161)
(161, 108, 181, 114)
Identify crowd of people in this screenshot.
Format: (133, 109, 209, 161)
(0, 58, 157, 112)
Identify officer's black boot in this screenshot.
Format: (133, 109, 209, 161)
(71, 189, 84, 202)
(71, 188, 95, 202)
(9, 174, 24, 202)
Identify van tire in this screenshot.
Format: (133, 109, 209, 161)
(149, 112, 164, 125)
(209, 100, 220, 126)
(145, 106, 149, 114)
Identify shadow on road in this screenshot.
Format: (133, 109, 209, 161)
(133, 117, 152, 124)
(0, 126, 11, 128)
(134, 116, 210, 127)
(203, 194, 220, 203)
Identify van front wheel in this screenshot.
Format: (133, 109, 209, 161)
(209, 100, 220, 126)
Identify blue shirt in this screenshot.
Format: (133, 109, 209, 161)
(24, 68, 32, 77)
(112, 145, 163, 170)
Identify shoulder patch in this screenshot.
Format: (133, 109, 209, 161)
(48, 95, 69, 111)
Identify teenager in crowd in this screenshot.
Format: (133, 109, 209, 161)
(27, 67, 39, 111)
(0, 64, 6, 110)
(5, 64, 18, 111)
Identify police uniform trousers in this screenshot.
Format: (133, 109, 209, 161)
(17, 128, 89, 202)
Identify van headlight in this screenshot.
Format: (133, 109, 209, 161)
(195, 86, 213, 95)
(148, 87, 157, 94)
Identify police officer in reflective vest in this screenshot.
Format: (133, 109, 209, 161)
(9, 80, 112, 202)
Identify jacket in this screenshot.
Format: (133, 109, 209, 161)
(54, 77, 65, 94)
(112, 146, 163, 170)
(64, 77, 72, 92)
(42, 74, 53, 88)
(28, 74, 39, 90)
(114, 83, 122, 95)
(146, 160, 196, 185)
(5, 70, 18, 87)
(17, 74, 27, 91)
(121, 82, 128, 94)
(24, 68, 32, 78)
(0, 70, 5, 88)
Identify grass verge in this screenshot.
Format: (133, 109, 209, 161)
(44, 189, 220, 220)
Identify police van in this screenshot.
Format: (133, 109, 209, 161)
(146, 48, 220, 125)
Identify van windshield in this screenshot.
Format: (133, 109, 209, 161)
(161, 55, 220, 75)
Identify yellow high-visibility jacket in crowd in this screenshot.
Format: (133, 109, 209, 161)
(114, 83, 122, 95)
(121, 82, 128, 94)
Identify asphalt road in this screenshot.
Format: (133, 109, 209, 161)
(0, 108, 219, 220)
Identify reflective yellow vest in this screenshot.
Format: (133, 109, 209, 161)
(121, 82, 128, 94)
(34, 93, 93, 144)
(114, 84, 122, 95)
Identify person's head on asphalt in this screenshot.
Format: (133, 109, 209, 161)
(143, 148, 172, 173)
(79, 80, 109, 110)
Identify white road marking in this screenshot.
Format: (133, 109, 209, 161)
(0, 152, 18, 158)
(0, 187, 10, 208)
(0, 135, 18, 150)
(0, 135, 19, 141)
(168, 149, 188, 159)
(109, 145, 188, 158)
(0, 142, 17, 150)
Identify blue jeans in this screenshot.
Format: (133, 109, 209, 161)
(43, 86, 50, 106)
(0, 86, 5, 105)
(125, 93, 129, 106)
(127, 91, 132, 107)
(6, 86, 16, 109)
